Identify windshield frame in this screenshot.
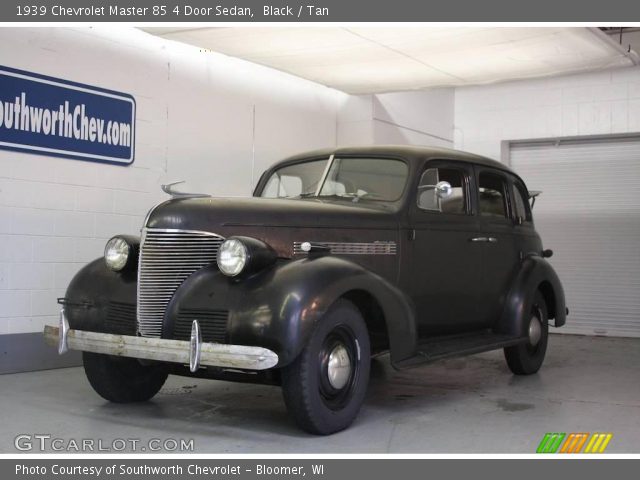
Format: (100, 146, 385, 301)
(254, 154, 411, 204)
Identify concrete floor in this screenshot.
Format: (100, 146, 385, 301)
(1, 334, 638, 453)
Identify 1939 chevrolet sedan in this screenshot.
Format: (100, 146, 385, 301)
(45, 145, 567, 435)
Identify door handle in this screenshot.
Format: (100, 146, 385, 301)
(488, 237, 498, 243)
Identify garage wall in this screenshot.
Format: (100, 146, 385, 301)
(454, 66, 640, 159)
(338, 89, 455, 148)
(454, 65, 640, 338)
(509, 137, 640, 337)
(0, 27, 345, 371)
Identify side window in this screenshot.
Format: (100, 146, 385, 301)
(417, 167, 466, 214)
(478, 172, 508, 218)
(512, 181, 532, 223)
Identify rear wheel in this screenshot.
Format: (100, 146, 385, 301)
(504, 292, 549, 375)
(281, 299, 371, 435)
(83, 352, 168, 403)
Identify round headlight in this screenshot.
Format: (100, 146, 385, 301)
(217, 238, 248, 277)
(104, 236, 130, 272)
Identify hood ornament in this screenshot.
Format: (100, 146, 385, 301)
(161, 180, 211, 199)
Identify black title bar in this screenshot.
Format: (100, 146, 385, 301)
(1, 0, 640, 22)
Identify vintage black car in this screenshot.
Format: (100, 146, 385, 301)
(45, 145, 567, 435)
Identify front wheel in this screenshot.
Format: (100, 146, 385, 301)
(83, 352, 169, 403)
(281, 299, 371, 435)
(504, 292, 549, 375)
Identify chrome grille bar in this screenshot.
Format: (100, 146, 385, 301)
(137, 228, 225, 337)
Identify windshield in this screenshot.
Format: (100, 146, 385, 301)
(259, 157, 408, 202)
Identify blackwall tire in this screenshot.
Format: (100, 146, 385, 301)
(281, 299, 371, 435)
(83, 352, 169, 403)
(504, 292, 549, 375)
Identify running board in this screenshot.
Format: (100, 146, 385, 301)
(394, 331, 527, 370)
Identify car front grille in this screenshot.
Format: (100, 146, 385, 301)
(137, 228, 225, 337)
(173, 308, 229, 343)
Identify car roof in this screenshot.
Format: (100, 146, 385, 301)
(275, 145, 516, 176)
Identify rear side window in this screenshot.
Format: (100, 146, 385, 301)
(512, 181, 532, 223)
(417, 167, 467, 214)
(478, 172, 508, 218)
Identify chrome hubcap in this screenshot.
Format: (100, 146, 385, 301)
(327, 343, 352, 390)
(529, 315, 542, 346)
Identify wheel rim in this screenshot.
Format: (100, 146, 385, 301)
(526, 304, 546, 355)
(528, 313, 542, 347)
(318, 325, 359, 410)
(327, 343, 352, 390)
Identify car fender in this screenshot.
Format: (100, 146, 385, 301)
(165, 256, 417, 367)
(62, 258, 138, 334)
(496, 254, 567, 337)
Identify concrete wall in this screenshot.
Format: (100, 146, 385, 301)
(337, 89, 455, 148)
(454, 66, 640, 160)
(0, 27, 346, 350)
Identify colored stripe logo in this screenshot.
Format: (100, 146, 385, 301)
(537, 433, 612, 453)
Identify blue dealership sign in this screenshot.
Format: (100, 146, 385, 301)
(0, 65, 135, 165)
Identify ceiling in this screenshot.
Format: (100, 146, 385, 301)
(142, 27, 638, 94)
(602, 27, 640, 58)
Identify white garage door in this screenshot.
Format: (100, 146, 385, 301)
(510, 136, 640, 337)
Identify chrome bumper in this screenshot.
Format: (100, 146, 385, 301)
(43, 309, 279, 371)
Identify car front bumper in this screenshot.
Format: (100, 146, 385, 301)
(43, 309, 279, 372)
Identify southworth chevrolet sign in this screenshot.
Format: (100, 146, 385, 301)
(0, 65, 135, 165)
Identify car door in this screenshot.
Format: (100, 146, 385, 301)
(474, 167, 521, 325)
(407, 160, 485, 338)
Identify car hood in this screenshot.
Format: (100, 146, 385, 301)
(146, 196, 399, 231)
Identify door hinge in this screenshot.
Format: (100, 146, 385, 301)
(408, 229, 416, 241)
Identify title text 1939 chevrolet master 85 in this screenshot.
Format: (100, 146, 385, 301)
(44, 145, 567, 435)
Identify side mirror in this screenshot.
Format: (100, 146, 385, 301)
(419, 181, 453, 198)
(434, 181, 453, 199)
(528, 190, 542, 209)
